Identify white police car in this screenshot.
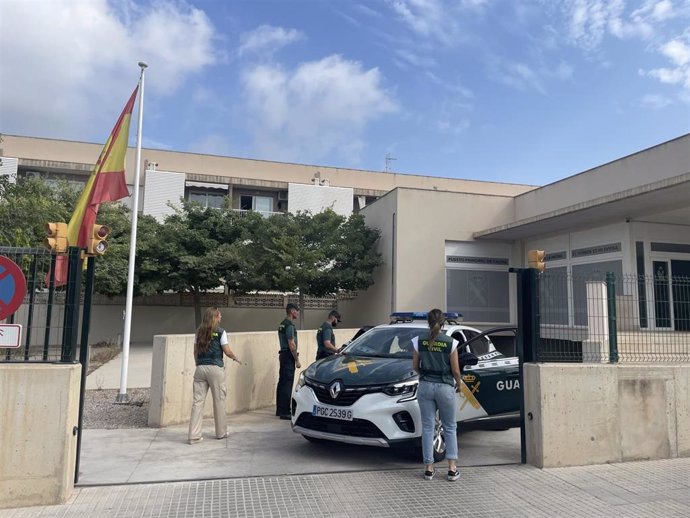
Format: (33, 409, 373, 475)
(291, 312, 519, 461)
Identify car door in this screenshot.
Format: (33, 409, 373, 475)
(456, 328, 520, 421)
(462, 359, 520, 418)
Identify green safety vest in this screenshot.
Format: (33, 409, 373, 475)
(418, 333, 455, 386)
(196, 327, 225, 368)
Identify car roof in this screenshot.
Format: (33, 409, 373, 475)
(373, 322, 482, 333)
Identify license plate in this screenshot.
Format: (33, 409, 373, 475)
(312, 404, 353, 421)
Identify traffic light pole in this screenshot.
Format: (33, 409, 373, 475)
(61, 246, 83, 361)
(74, 256, 95, 484)
(511, 267, 540, 465)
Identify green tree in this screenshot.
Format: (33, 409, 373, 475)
(0, 176, 78, 247)
(139, 202, 251, 327)
(94, 203, 161, 297)
(248, 210, 383, 326)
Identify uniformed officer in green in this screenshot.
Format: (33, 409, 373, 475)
(412, 309, 463, 482)
(316, 310, 342, 360)
(276, 303, 300, 420)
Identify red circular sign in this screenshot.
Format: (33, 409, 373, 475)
(0, 256, 27, 321)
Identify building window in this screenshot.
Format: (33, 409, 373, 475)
(240, 195, 273, 213)
(540, 266, 569, 325)
(446, 269, 510, 323)
(572, 260, 623, 326)
(188, 191, 225, 209)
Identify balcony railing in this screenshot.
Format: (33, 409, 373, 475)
(231, 209, 285, 218)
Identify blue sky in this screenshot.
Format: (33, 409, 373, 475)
(1, 0, 689, 185)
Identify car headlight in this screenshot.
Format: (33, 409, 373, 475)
(383, 381, 418, 402)
(297, 372, 306, 388)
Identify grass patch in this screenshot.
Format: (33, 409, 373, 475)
(88, 341, 121, 375)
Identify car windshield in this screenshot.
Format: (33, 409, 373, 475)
(346, 327, 433, 358)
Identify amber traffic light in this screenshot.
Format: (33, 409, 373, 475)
(44, 222, 68, 253)
(86, 224, 110, 256)
(527, 249, 546, 273)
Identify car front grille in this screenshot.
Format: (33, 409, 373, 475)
(295, 413, 386, 438)
(306, 381, 385, 406)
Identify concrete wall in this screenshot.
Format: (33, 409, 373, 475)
(524, 363, 690, 468)
(0, 364, 80, 509)
(149, 328, 359, 427)
(10, 303, 349, 348)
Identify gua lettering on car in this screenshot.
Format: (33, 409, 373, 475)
(496, 380, 520, 391)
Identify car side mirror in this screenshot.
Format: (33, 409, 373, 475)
(459, 351, 479, 369)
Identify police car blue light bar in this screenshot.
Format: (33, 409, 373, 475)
(390, 311, 462, 321)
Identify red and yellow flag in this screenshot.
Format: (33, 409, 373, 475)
(52, 86, 139, 286)
(68, 86, 138, 248)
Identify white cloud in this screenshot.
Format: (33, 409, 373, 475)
(354, 4, 384, 18)
(642, 35, 690, 91)
(237, 25, 304, 57)
(395, 49, 437, 69)
(632, 0, 675, 22)
(639, 93, 673, 107)
(0, 0, 216, 140)
(241, 55, 397, 164)
(661, 38, 690, 66)
(386, 0, 487, 46)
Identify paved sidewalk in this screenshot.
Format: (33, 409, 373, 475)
(85, 343, 152, 390)
(76, 408, 520, 485)
(2, 458, 689, 517)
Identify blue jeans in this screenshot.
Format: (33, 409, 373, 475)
(418, 380, 458, 465)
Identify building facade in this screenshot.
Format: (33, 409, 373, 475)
(2, 133, 689, 339)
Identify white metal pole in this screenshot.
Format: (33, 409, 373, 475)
(116, 61, 147, 403)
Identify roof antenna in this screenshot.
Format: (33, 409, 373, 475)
(385, 152, 396, 173)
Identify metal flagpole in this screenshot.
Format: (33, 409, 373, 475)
(116, 61, 148, 403)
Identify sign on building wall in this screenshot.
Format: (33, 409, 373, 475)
(288, 183, 353, 216)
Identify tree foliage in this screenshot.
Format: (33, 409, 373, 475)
(1, 177, 384, 327)
(0, 177, 78, 247)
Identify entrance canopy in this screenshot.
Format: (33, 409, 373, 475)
(474, 172, 690, 241)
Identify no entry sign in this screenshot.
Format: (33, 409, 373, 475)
(0, 256, 27, 321)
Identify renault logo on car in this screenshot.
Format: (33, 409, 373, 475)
(329, 381, 342, 399)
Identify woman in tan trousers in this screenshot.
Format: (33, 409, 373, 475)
(188, 307, 241, 444)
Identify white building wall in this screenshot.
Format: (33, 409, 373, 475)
(0, 157, 18, 183)
(287, 183, 353, 216)
(143, 169, 185, 222)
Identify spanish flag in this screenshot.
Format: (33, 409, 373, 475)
(52, 86, 139, 286)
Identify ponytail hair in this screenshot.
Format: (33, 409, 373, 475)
(195, 307, 221, 358)
(427, 308, 445, 346)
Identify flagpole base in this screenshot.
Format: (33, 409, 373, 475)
(114, 393, 130, 404)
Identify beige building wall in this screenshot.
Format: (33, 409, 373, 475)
(339, 190, 398, 326)
(0, 364, 80, 509)
(1, 135, 535, 197)
(396, 188, 517, 315)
